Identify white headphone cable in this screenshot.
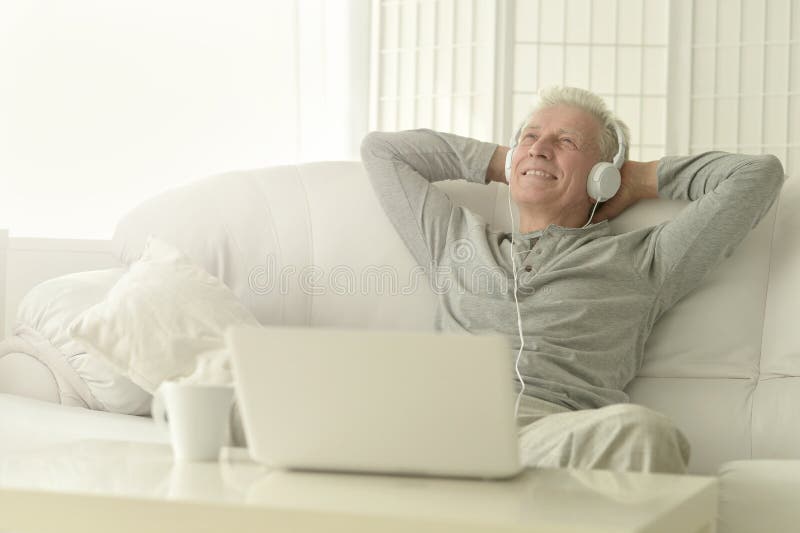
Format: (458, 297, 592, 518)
(508, 187, 602, 421)
(582, 196, 603, 229)
(507, 182, 526, 420)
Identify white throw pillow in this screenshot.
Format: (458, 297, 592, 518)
(12, 268, 152, 414)
(69, 236, 259, 394)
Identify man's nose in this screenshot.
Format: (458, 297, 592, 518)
(527, 137, 553, 159)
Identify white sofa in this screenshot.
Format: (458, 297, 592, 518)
(1, 160, 798, 532)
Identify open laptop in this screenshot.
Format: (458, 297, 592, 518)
(227, 325, 522, 480)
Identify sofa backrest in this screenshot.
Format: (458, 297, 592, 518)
(113, 161, 798, 474)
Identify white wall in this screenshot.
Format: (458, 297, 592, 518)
(0, 0, 371, 240)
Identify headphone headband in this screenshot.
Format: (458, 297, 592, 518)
(611, 123, 626, 169)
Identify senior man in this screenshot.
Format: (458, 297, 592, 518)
(360, 86, 784, 474)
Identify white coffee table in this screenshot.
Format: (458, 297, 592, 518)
(0, 439, 717, 533)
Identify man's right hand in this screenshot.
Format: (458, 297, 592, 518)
(485, 146, 510, 184)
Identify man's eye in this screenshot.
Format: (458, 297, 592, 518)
(561, 138, 576, 147)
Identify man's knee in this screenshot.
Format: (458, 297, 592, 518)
(601, 404, 673, 433)
(597, 404, 691, 473)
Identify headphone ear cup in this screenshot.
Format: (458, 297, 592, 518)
(586, 162, 621, 201)
(504, 148, 514, 182)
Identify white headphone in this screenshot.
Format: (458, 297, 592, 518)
(503, 120, 626, 202)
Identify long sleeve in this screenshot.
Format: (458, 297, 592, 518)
(638, 151, 785, 315)
(360, 129, 498, 267)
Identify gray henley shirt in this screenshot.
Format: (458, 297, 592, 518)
(360, 129, 784, 411)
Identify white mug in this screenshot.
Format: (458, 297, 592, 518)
(152, 382, 235, 462)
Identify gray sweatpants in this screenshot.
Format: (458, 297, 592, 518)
(517, 395, 691, 474)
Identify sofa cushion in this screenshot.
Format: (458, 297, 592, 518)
(112, 162, 439, 331)
(761, 176, 800, 377)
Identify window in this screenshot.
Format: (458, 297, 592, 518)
(0, 0, 369, 238)
(370, 0, 798, 178)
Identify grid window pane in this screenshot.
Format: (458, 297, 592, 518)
(738, 95, 763, 146)
(590, 47, 616, 93)
(591, 0, 616, 44)
(381, 51, 399, 98)
(739, 45, 764, 95)
(565, 0, 591, 43)
(381, 3, 400, 49)
(434, 48, 450, 97)
(540, 0, 565, 43)
(507, 0, 667, 156)
(539, 45, 565, 86)
(436, 0, 455, 46)
(791, 44, 800, 92)
(692, 0, 717, 45)
(474, 0, 495, 44)
(763, 96, 788, 146)
(794, 0, 800, 39)
(741, 0, 766, 43)
(515, 0, 539, 42)
(692, 48, 715, 95)
(472, 94, 493, 140)
(453, 94, 471, 135)
(790, 96, 800, 144)
(715, 97, 739, 147)
(794, 0, 800, 38)
(565, 45, 591, 87)
(512, 94, 535, 128)
(715, 46, 740, 97)
(400, 49, 416, 101)
(374, 0, 494, 137)
(474, 45, 493, 91)
(641, 97, 665, 145)
(418, 48, 434, 96)
(691, 98, 715, 148)
(380, 100, 397, 131)
(401, 0, 417, 48)
(617, 0, 643, 46)
(616, 47, 642, 94)
(765, 0, 791, 41)
(643, 0, 668, 45)
(789, 148, 800, 177)
(642, 47, 667, 94)
(615, 96, 641, 145)
(454, 46, 472, 92)
(514, 44, 539, 91)
(640, 146, 664, 160)
(454, 0, 472, 44)
(398, 96, 415, 130)
(434, 95, 452, 130)
(764, 45, 790, 93)
(716, 0, 741, 45)
(417, 95, 433, 128)
(418, 1, 435, 46)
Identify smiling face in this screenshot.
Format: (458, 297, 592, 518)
(510, 104, 604, 220)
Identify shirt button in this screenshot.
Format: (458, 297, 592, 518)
(524, 265, 533, 272)
(535, 249, 542, 255)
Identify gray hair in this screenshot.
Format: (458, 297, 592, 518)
(522, 86, 631, 164)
